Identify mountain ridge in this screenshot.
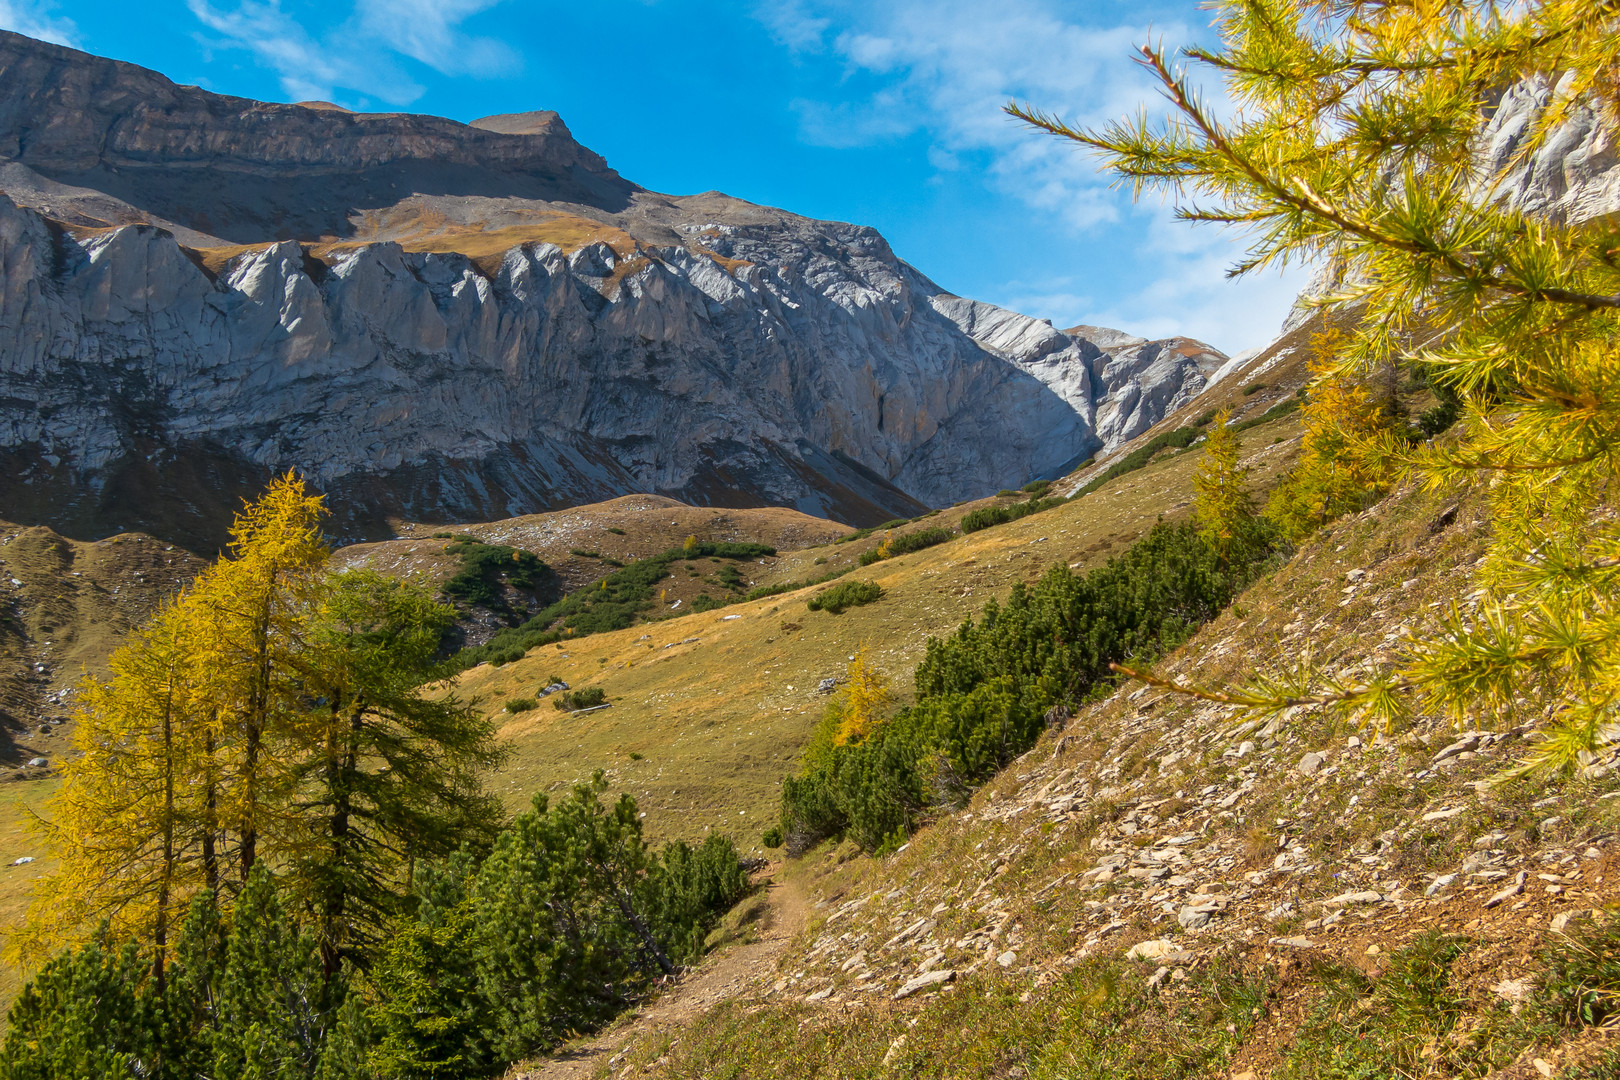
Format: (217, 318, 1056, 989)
(0, 30, 1226, 549)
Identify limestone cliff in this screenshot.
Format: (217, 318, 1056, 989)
(0, 31, 1223, 547)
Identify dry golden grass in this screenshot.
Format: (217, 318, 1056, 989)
(179, 209, 646, 279)
(460, 418, 1301, 851)
(316, 211, 639, 264)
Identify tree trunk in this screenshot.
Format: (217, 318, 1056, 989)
(153, 680, 177, 994)
(319, 699, 360, 982)
(202, 723, 219, 894)
(605, 871, 673, 975)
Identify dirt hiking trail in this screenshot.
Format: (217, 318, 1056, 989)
(511, 867, 809, 1080)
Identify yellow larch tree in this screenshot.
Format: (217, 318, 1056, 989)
(1014, 0, 1620, 770)
(20, 594, 214, 982)
(1264, 355, 1394, 542)
(192, 472, 329, 882)
(834, 645, 892, 746)
(1192, 407, 1252, 561)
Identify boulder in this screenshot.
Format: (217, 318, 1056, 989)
(893, 969, 955, 999)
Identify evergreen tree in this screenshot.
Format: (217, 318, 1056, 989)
(287, 569, 507, 979)
(1, 931, 149, 1080)
(1013, 0, 1620, 767)
(366, 874, 491, 1080)
(211, 867, 333, 1080)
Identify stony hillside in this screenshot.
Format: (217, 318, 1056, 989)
(330, 496, 852, 593)
(0, 30, 1225, 548)
(509, 468, 1620, 1080)
(0, 522, 203, 773)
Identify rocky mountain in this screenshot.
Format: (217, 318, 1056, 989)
(0, 30, 1224, 549)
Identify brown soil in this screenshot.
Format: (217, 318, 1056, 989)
(510, 865, 811, 1080)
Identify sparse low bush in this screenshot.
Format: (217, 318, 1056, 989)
(443, 539, 554, 610)
(1021, 479, 1052, 495)
(1232, 398, 1300, 433)
(504, 698, 538, 714)
(454, 541, 776, 668)
(1073, 426, 1202, 498)
(858, 526, 955, 565)
(554, 686, 608, 712)
(807, 580, 883, 614)
(961, 496, 1064, 533)
(761, 826, 783, 849)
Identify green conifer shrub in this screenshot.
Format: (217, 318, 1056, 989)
(807, 580, 884, 614)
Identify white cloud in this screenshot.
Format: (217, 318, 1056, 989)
(353, 0, 517, 77)
(996, 216, 1312, 354)
(756, 0, 832, 51)
(768, 1, 1180, 224)
(759, 0, 1310, 352)
(0, 0, 79, 47)
(187, 0, 515, 107)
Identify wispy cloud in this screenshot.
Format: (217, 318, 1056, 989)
(0, 0, 79, 47)
(757, 0, 1310, 351)
(996, 216, 1306, 354)
(352, 0, 517, 77)
(763, 0, 1177, 229)
(187, 0, 516, 107)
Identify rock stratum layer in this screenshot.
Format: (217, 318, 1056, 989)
(0, 31, 1223, 547)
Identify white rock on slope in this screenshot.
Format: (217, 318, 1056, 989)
(0, 194, 1222, 532)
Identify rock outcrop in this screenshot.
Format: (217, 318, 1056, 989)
(1280, 73, 1620, 336)
(0, 31, 1224, 547)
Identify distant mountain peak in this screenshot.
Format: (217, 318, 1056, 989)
(0, 30, 1223, 548)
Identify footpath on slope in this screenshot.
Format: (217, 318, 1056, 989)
(510, 865, 810, 1080)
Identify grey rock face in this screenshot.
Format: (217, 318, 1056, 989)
(1478, 74, 1620, 226)
(0, 31, 1223, 544)
(1281, 74, 1620, 335)
(0, 31, 633, 242)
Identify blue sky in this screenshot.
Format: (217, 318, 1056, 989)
(2, 0, 1307, 354)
